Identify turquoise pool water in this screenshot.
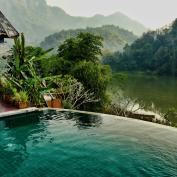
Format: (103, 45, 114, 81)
(0, 110, 177, 177)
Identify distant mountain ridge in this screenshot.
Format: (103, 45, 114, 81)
(41, 25, 138, 52)
(0, 0, 147, 44)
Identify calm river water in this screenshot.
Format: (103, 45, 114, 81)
(111, 74, 177, 120)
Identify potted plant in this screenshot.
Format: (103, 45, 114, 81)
(52, 97, 63, 108)
(12, 91, 29, 109)
(48, 92, 63, 108)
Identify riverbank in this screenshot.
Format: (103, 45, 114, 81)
(109, 73, 177, 126)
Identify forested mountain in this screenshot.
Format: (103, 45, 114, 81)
(41, 25, 137, 52)
(103, 19, 177, 76)
(0, 0, 146, 44)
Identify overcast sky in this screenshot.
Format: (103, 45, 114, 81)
(47, 0, 177, 29)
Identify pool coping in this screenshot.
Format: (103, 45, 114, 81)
(49, 108, 177, 132)
(0, 107, 177, 132)
(0, 107, 39, 118)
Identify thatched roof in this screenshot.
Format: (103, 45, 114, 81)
(0, 10, 19, 38)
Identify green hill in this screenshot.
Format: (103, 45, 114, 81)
(103, 19, 177, 76)
(0, 0, 146, 44)
(40, 25, 137, 52)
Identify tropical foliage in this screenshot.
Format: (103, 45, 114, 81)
(4, 33, 50, 106)
(1, 32, 111, 111)
(42, 32, 111, 111)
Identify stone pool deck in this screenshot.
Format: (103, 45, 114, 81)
(0, 107, 38, 118)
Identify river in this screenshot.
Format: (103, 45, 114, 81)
(110, 74, 177, 123)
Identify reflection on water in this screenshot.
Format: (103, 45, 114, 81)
(124, 75, 177, 112)
(75, 113, 102, 128)
(0, 110, 177, 177)
(40, 110, 103, 128)
(64, 112, 102, 128)
(0, 111, 103, 176)
(3, 112, 41, 128)
(0, 112, 47, 176)
(111, 74, 177, 123)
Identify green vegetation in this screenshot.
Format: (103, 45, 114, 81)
(1, 0, 146, 44)
(57, 33, 103, 62)
(0, 32, 111, 111)
(42, 32, 111, 111)
(103, 19, 177, 76)
(1, 31, 176, 126)
(165, 108, 177, 127)
(41, 25, 137, 52)
(0, 30, 176, 126)
(46, 75, 98, 110)
(3, 33, 50, 106)
(12, 91, 28, 103)
(109, 73, 177, 126)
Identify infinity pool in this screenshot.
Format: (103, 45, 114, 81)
(0, 110, 177, 177)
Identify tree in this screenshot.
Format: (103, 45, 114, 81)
(58, 32, 103, 63)
(71, 61, 111, 110)
(103, 18, 177, 76)
(43, 32, 112, 111)
(24, 46, 53, 76)
(55, 33, 112, 110)
(102, 51, 121, 72)
(41, 55, 72, 76)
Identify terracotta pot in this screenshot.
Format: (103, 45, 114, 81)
(52, 99, 62, 108)
(19, 102, 28, 109)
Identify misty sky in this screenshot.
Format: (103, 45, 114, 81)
(47, 0, 177, 29)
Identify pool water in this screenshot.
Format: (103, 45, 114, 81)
(0, 110, 177, 177)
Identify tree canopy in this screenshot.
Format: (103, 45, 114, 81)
(42, 32, 111, 111)
(58, 32, 103, 63)
(103, 19, 177, 76)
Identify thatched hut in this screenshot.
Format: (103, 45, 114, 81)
(0, 10, 19, 43)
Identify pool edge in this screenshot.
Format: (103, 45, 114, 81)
(0, 107, 177, 132)
(0, 107, 39, 118)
